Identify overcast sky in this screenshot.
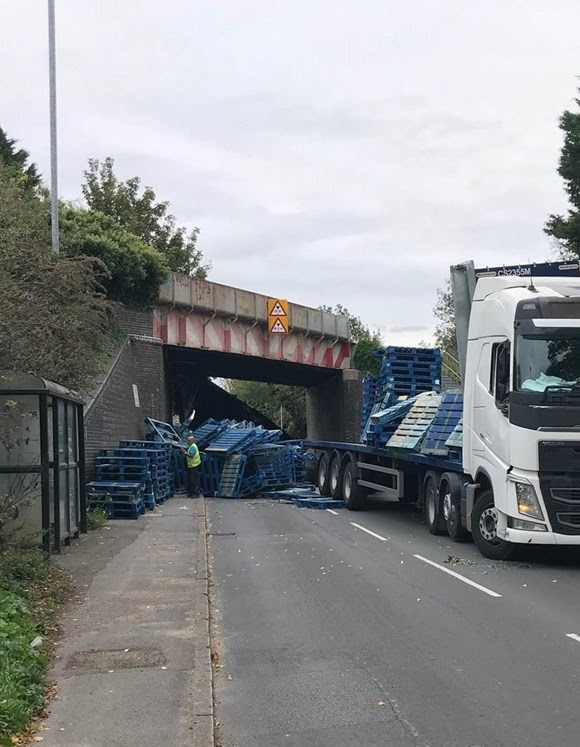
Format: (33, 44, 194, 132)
(2, 1, 580, 344)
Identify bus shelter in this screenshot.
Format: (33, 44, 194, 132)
(0, 372, 86, 554)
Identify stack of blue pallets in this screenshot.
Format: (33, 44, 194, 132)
(360, 376, 378, 437)
(420, 391, 463, 458)
(376, 346, 441, 400)
(117, 442, 173, 504)
(87, 481, 146, 519)
(88, 437, 176, 520)
(360, 346, 442, 445)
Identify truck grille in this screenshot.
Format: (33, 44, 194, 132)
(538, 442, 580, 535)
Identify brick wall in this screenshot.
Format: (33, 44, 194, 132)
(84, 338, 169, 479)
(113, 307, 155, 337)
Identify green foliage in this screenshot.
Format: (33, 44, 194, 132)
(319, 304, 382, 375)
(545, 91, 580, 256)
(0, 592, 47, 740)
(0, 126, 41, 195)
(0, 160, 113, 391)
(0, 550, 71, 741)
(227, 381, 307, 438)
(82, 157, 210, 276)
(87, 507, 109, 531)
(60, 206, 170, 307)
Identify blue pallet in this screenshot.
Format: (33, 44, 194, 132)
(217, 454, 247, 497)
(421, 393, 464, 456)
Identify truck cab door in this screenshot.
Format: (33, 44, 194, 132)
(471, 339, 511, 476)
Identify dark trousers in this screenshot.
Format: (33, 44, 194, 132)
(186, 467, 200, 496)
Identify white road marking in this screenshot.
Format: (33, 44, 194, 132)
(326, 509, 339, 516)
(566, 633, 580, 644)
(350, 522, 388, 542)
(413, 554, 502, 598)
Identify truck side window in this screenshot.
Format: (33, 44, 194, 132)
(493, 341, 510, 408)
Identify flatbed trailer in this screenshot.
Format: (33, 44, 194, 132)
(303, 439, 469, 541)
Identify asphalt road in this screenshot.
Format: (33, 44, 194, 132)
(208, 496, 580, 747)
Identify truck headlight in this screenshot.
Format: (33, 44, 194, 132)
(514, 482, 544, 521)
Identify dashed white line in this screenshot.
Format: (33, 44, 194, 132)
(413, 554, 502, 599)
(326, 509, 339, 516)
(566, 633, 580, 644)
(350, 522, 388, 542)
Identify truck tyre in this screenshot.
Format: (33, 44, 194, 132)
(329, 451, 344, 499)
(317, 452, 331, 496)
(471, 489, 515, 560)
(440, 472, 469, 542)
(342, 459, 368, 510)
(423, 471, 446, 535)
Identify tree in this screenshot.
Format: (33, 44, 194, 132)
(319, 304, 383, 375)
(82, 157, 209, 276)
(60, 206, 170, 307)
(0, 126, 41, 194)
(226, 381, 307, 438)
(433, 280, 460, 379)
(0, 161, 111, 391)
(545, 91, 580, 255)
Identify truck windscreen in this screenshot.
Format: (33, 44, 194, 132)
(515, 333, 580, 391)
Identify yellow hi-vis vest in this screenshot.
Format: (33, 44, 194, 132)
(186, 443, 201, 468)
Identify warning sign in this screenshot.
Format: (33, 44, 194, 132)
(267, 298, 288, 317)
(269, 317, 288, 334)
(267, 298, 289, 334)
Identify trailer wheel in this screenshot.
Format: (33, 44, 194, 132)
(423, 471, 446, 535)
(472, 489, 516, 560)
(329, 451, 344, 499)
(440, 472, 469, 542)
(317, 452, 331, 496)
(342, 459, 368, 511)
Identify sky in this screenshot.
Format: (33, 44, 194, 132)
(2, 1, 580, 344)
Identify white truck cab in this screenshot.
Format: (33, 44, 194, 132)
(452, 261, 580, 559)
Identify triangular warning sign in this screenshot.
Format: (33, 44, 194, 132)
(270, 318, 287, 334)
(270, 301, 287, 316)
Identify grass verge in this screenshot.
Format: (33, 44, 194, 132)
(0, 549, 72, 744)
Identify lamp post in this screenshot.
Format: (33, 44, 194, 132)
(48, 0, 59, 253)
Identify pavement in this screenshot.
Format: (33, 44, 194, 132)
(208, 495, 580, 747)
(40, 498, 213, 747)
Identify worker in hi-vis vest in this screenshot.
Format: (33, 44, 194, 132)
(182, 435, 202, 497)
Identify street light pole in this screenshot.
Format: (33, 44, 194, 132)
(48, 0, 59, 253)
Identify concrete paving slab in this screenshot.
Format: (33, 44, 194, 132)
(41, 498, 213, 747)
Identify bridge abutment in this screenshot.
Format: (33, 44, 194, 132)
(306, 369, 362, 443)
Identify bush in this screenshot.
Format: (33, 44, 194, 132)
(0, 163, 113, 391)
(0, 592, 48, 741)
(60, 206, 170, 307)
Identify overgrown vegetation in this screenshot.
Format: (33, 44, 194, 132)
(0, 550, 72, 743)
(87, 506, 109, 531)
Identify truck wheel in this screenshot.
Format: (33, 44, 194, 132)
(440, 472, 469, 542)
(342, 459, 368, 510)
(472, 489, 515, 560)
(317, 452, 331, 496)
(423, 471, 446, 535)
(329, 451, 344, 499)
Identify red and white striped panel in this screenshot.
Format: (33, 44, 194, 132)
(154, 309, 351, 369)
